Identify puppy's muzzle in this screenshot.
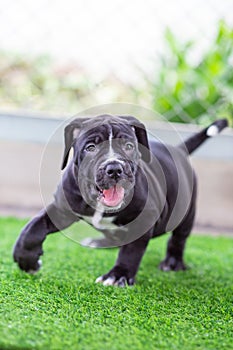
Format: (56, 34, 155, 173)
(95, 160, 134, 208)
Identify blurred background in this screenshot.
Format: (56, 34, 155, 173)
(0, 0, 232, 232)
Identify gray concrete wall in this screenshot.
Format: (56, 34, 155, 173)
(0, 114, 232, 233)
(193, 159, 233, 232)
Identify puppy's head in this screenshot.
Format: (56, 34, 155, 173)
(61, 115, 150, 211)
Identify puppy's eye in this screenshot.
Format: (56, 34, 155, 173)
(124, 142, 134, 151)
(85, 144, 96, 152)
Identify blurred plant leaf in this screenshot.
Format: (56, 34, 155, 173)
(148, 20, 233, 126)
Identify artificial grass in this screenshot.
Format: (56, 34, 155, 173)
(0, 217, 232, 350)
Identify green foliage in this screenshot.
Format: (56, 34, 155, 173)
(0, 52, 96, 114)
(0, 20, 233, 126)
(0, 51, 136, 115)
(151, 20, 233, 126)
(0, 217, 233, 349)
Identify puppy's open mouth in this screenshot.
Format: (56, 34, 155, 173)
(97, 184, 125, 207)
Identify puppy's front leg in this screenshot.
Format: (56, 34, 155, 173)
(13, 203, 77, 273)
(96, 231, 152, 287)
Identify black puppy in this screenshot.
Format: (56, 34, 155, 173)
(13, 115, 227, 286)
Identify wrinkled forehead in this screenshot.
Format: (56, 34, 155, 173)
(79, 122, 136, 143)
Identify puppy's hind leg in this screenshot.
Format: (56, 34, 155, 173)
(159, 204, 196, 272)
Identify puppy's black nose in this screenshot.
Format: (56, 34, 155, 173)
(105, 162, 123, 179)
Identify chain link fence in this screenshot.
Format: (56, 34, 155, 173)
(0, 0, 233, 125)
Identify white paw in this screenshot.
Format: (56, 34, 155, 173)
(81, 238, 98, 248)
(28, 259, 42, 275)
(95, 275, 130, 287)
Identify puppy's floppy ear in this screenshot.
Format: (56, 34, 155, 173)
(119, 116, 151, 163)
(61, 118, 89, 170)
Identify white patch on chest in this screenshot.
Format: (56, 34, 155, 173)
(79, 202, 117, 230)
(82, 214, 118, 230)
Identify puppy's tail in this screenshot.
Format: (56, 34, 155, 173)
(180, 119, 228, 155)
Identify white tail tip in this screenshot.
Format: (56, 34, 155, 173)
(206, 125, 219, 137)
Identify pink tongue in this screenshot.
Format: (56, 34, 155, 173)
(102, 185, 125, 207)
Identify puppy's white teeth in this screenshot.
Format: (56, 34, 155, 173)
(103, 277, 116, 286)
(97, 189, 105, 200)
(95, 276, 104, 283)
